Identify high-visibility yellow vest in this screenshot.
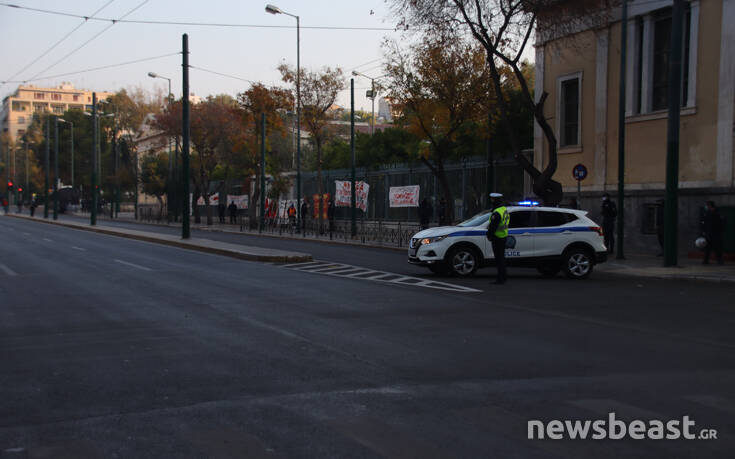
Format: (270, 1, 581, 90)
(491, 206, 509, 238)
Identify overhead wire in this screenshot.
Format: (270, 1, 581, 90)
(1, 52, 180, 84)
(0, 3, 397, 31)
(0, 0, 116, 92)
(24, 0, 152, 82)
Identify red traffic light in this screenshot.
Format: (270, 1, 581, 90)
(7, 181, 13, 190)
(17, 187, 23, 192)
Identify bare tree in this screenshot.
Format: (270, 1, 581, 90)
(391, 0, 612, 205)
(279, 64, 344, 229)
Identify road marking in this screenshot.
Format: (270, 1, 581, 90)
(285, 260, 481, 293)
(114, 259, 152, 271)
(42, 238, 53, 242)
(0, 263, 17, 276)
(71, 246, 86, 251)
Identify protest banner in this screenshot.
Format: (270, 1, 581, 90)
(389, 185, 420, 207)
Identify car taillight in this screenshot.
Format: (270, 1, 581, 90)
(589, 226, 603, 236)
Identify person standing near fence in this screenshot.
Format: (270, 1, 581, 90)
(301, 199, 308, 231)
(601, 193, 617, 254)
(701, 201, 724, 265)
(218, 202, 226, 223)
(419, 198, 432, 229)
(228, 201, 237, 224)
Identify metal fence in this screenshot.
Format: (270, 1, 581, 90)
(299, 156, 525, 224)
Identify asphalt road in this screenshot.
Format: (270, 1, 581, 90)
(1, 215, 734, 458)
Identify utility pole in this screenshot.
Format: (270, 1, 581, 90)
(260, 113, 266, 233)
(350, 78, 356, 237)
(616, 0, 628, 259)
(91, 93, 98, 226)
(181, 33, 191, 239)
(44, 117, 49, 219)
(664, 0, 685, 266)
(53, 116, 58, 220)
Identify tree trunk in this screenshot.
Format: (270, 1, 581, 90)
(157, 195, 164, 220)
(205, 194, 212, 226)
(249, 173, 260, 229)
(193, 188, 201, 223)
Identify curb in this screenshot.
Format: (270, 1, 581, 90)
(8, 215, 313, 264)
(70, 214, 409, 254)
(601, 269, 735, 284)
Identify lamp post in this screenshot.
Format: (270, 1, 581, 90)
(265, 3, 301, 233)
(351, 70, 380, 135)
(148, 71, 175, 221)
(57, 118, 74, 190)
(53, 116, 59, 220)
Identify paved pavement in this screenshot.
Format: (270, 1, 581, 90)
(54, 210, 735, 284)
(1, 214, 734, 458)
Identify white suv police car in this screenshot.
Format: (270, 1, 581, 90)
(408, 206, 608, 279)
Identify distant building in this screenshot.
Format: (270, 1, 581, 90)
(1, 83, 113, 142)
(378, 97, 393, 122)
(535, 0, 734, 252)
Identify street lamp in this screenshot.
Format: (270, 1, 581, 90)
(352, 70, 381, 135)
(265, 3, 301, 233)
(148, 71, 176, 221)
(57, 118, 74, 189)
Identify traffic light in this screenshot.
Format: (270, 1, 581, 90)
(7, 181, 13, 191)
(17, 186, 23, 193)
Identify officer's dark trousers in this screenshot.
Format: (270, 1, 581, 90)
(491, 237, 507, 283)
(603, 222, 615, 253)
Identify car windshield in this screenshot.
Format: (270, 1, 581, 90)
(457, 211, 491, 227)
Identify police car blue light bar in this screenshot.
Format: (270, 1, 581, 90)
(516, 200, 539, 206)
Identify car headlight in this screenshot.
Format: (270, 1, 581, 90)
(420, 235, 448, 245)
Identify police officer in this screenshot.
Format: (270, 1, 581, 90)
(487, 193, 509, 284)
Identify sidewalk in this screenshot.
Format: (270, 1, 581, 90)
(7, 213, 312, 264)
(597, 253, 735, 284)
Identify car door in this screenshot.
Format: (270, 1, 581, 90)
(506, 209, 535, 260)
(533, 210, 576, 257)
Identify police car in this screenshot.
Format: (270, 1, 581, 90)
(408, 205, 608, 279)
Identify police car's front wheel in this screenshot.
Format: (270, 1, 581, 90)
(563, 248, 594, 279)
(447, 246, 480, 277)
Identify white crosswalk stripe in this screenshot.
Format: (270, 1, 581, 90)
(283, 260, 481, 293)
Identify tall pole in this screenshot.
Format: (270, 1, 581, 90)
(25, 140, 29, 197)
(91, 93, 98, 226)
(53, 117, 58, 220)
(70, 122, 74, 189)
(664, 0, 685, 266)
(371, 79, 375, 135)
(296, 14, 302, 235)
(44, 117, 49, 219)
(616, 0, 628, 259)
(260, 112, 266, 233)
(350, 78, 357, 237)
(181, 33, 191, 239)
(113, 117, 119, 218)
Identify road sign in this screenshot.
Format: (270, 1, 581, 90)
(572, 163, 588, 181)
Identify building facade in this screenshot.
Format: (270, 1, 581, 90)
(1, 83, 112, 142)
(535, 0, 734, 253)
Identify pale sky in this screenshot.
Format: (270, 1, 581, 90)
(0, 0, 401, 111)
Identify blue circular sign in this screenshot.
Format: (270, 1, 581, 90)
(572, 163, 588, 181)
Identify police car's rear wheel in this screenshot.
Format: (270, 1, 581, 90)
(447, 247, 479, 277)
(563, 249, 593, 279)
